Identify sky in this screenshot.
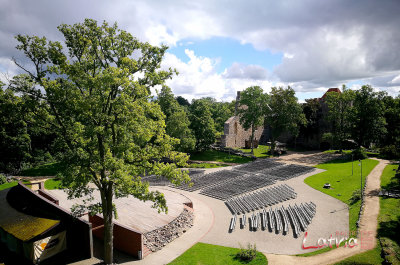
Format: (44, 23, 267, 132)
(1, 0, 400, 102)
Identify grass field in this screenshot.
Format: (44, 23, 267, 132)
(240, 145, 270, 158)
(186, 163, 230, 168)
(44, 178, 62, 190)
(168, 242, 268, 265)
(298, 158, 379, 257)
(334, 163, 399, 264)
(0, 181, 31, 191)
(190, 150, 253, 164)
(20, 162, 65, 176)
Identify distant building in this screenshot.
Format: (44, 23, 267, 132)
(220, 88, 341, 149)
(220, 91, 265, 148)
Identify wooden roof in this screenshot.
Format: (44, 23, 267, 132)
(0, 188, 59, 242)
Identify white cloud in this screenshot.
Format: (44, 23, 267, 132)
(162, 50, 275, 101)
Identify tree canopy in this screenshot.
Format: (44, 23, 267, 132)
(157, 86, 195, 152)
(237, 86, 266, 153)
(264, 86, 306, 154)
(13, 19, 189, 264)
(189, 99, 216, 151)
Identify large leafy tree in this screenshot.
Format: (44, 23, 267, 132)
(189, 99, 215, 151)
(349, 85, 386, 148)
(157, 86, 195, 152)
(13, 19, 189, 264)
(265, 86, 306, 154)
(237, 86, 266, 153)
(324, 86, 355, 152)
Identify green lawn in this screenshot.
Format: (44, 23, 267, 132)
(190, 150, 253, 164)
(0, 181, 31, 191)
(334, 245, 384, 265)
(333, 163, 399, 265)
(240, 145, 270, 158)
(168, 243, 268, 265)
(298, 158, 379, 257)
(377, 163, 400, 265)
(20, 162, 65, 176)
(186, 163, 230, 168)
(44, 178, 62, 190)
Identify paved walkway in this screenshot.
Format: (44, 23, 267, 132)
(265, 158, 389, 265)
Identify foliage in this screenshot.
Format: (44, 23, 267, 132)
(264, 86, 306, 154)
(349, 85, 387, 148)
(324, 86, 354, 151)
(168, 242, 268, 265)
(157, 87, 196, 152)
(176, 95, 190, 107)
(236, 243, 258, 261)
(300, 98, 321, 142)
(237, 86, 267, 154)
(351, 148, 368, 160)
(348, 189, 361, 205)
(379, 144, 400, 159)
(189, 150, 252, 164)
(198, 97, 235, 133)
(381, 95, 400, 151)
(0, 174, 6, 185)
(14, 19, 190, 264)
(189, 99, 216, 151)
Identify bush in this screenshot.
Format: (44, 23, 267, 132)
(349, 189, 361, 205)
(352, 148, 368, 160)
(0, 174, 6, 185)
(379, 145, 400, 159)
(236, 243, 257, 261)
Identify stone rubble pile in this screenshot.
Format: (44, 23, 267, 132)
(143, 208, 194, 252)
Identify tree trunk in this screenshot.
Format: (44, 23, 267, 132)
(270, 137, 276, 155)
(101, 186, 114, 264)
(250, 125, 255, 154)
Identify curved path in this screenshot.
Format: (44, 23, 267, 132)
(265, 158, 389, 265)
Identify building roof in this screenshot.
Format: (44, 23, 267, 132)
(321, 88, 341, 99)
(0, 188, 60, 242)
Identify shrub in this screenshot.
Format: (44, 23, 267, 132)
(0, 174, 7, 185)
(352, 148, 367, 160)
(379, 145, 400, 159)
(236, 243, 257, 261)
(349, 189, 361, 205)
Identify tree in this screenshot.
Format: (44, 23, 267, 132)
(265, 86, 306, 154)
(237, 86, 266, 154)
(189, 99, 215, 151)
(324, 85, 354, 152)
(349, 85, 386, 148)
(157, 87, 195, 152)
(176, 95, 190, 107)
(13, 19, 189, 264)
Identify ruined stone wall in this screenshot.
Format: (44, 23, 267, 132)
(220, 116, 264, 148)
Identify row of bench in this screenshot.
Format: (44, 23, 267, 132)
(224, 184, 296, 214)
(229, 202, 316, 237)
(200, 174, 277, 200)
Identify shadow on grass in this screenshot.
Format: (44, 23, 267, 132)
(20, 162, 66, 176)
(377, 210, 400, 246)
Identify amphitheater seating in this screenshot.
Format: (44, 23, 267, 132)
(234, 202, 316, 238)
(224, 184, 297, 214)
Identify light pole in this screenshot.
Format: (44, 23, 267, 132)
(352, 154, 354, 175)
